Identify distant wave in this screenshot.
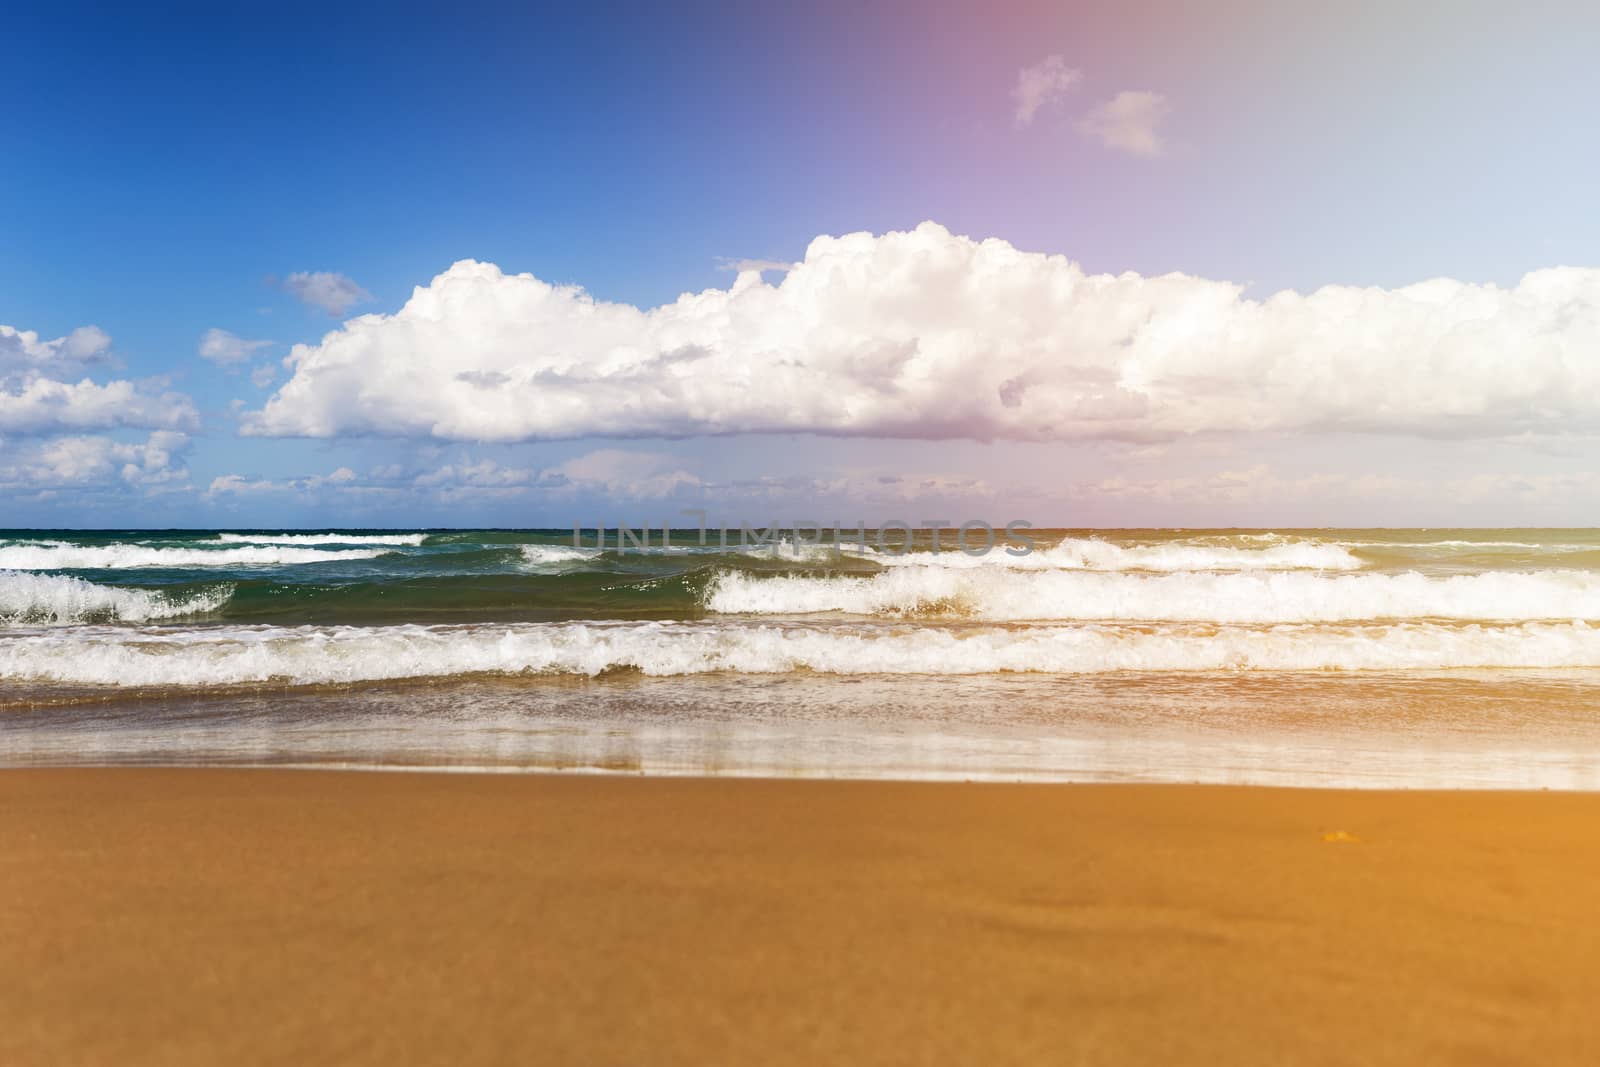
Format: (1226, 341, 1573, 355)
(517, 544, 602, 569)
(878, 536, 1363, 572)
(8, 618, 1600, 685)
(736, 541, 880, 561)
(705, 567, 1600, 623)
(506, 535, 1356, 572)
(0, 544, 388, 570)
(0, 572, 233, 625)
(214, 532, 428, 546)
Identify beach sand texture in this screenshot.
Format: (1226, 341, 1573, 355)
(6, 769, 1600, 1065)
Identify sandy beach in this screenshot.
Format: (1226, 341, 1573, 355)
(4, 769, 1599, 1065)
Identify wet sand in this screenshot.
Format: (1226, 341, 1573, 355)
(5, 768, 1600, 1065)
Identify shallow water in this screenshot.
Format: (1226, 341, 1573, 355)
(7, 528, 1600, 787)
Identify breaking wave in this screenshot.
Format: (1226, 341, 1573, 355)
(517, 544, 603, 569)
(0, 572, 233, 625)
(0, 544, 389, 570)
(704, 567, 1600, 623)
(7, 618, 1600, 685)
(214, 532, 429, 546)
(879, 536, 1363, 571)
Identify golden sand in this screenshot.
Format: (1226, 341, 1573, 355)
(5, 768, 1600, 1064)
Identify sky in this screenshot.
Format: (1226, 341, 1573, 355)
(5, 0, 1600, 528)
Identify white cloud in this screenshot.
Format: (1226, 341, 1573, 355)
(201, 448, 1003, 513)
(250, 363, 278, 389)
(0, 432, 191, 490)
(205, 474, 266, 496)
(198, 328, 273, 367)
(205, 464, 358, 498)
(411, 458, 537, 490)
(242, 222, 1600, 446)
(545, 449, 703, 498)
(1042, 465, 1600, 524)
(207, 449, 705, 503)
(280, 271, 374, 316)
(2, 322, 198, 436)
(1077, 90, 1171, 156)
(2, 323, 114, 375)
(715, 257, 796, 275)
(0, 377, 199, 435)
(1012, 55, 1082, 126)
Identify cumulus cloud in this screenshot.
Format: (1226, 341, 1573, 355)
(205, 465, 357, 498)
(1, 322, 198, 435)
(204, 474, 268, 496)
(207, 449, 705, 503)
(2, 323, 114, 376)
(0, 377, 199, 435)
(1040, 465, 1600, 526)
(280, 271, 374, 316)
(714, 257, 796, 275)
(201, 447, 1013, 515)
(0, 431, 191, 490)
(243, 222, 1600, 446)
(1012, 55, 1082, 126)
(207, 458, 543, 500)
(545, 449, 703, 498)
(1077, 90, 1171, 156)
(198, 328, 273, 367)
(411, 458, 538, 490)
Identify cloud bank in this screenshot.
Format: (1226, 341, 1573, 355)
(0, 432, 190, 491)
(205, 448, 700, 503)
(244, 222, 1600, 445)
(2, 324, 198, 435)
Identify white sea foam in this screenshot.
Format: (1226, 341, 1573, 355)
(704, 567, 1600, 623)
(734, 540, 879, 560)
(877, 537, 1363, 572)
(8, 619, 1600, 685)
(515, 541, 875, 566)
(0, 544, 388, 570)
(0, 572, 233, 625)
(214, 532, 429, 546)
(1333, 538, 1592, 551)
(518, 544, 603, 569)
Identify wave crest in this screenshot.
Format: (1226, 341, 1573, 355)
(0, 572, 233, 625)
(517, 544, 603, 569)
(704, 567, 1600, 623)
(7, 619, 1600, 685)
(0, 544, 388, 570)
(214, 533, 428, 546)
(874, 536, 1361, 572)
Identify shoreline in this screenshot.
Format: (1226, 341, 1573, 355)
(14, 667, 1600, 791)
(8, 768, 1600, 1064)
(14, 758, 1600, 791)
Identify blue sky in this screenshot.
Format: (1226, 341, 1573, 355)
(5, 1, 1600, 527)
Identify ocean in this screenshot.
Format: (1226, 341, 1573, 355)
(6, 527, 1600, 788)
